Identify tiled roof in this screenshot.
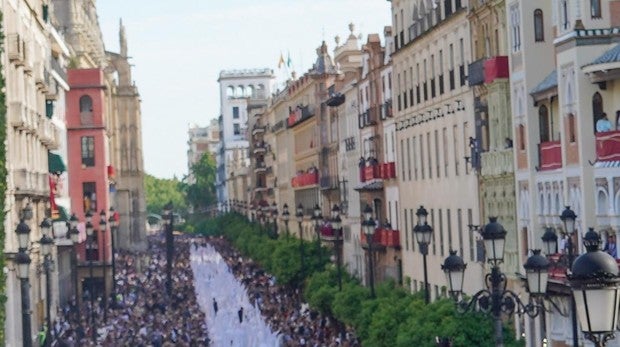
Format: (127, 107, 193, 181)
(584, 43, 620, 67)
(530, 70, 557, 95)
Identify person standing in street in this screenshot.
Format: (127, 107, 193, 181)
(238, 307, 244, 323)
(213, 298, 218, 316)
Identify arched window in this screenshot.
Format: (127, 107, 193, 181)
(539, 105, 550, 142)
(79, 95, 93, 113)
(534, 9, 544, 42)
(592, 92, 604, 132)
(597, 189, 608, 215)
(247, 85, 255, 98)
(226, 86, 234, 97)
(518, 124, 526, 150)
(568, 113, 576, 143)
(236, 85, 245, 98)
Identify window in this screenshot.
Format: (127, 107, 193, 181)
(568, 114, 576, 143)
(79, 95, 93, 113)
(439, 209, 444, 256)
(401, 139, 405, 178)
(444, 0, 452, 17)
(427, 132, 432, 178)
(407, 137, 411, 180)
(431, 209, 436, 254)
(435, 130, 440, 178)
(519, 124, 526, 150)
(410, 209, 416, 252)
(561, 0, 570, 30)
(83, 182, 97, 213)
(591, 0, 601, 19)
(510, 4, 522, 52)
(447, 209, 452, 249)
(404, 208, 409, 251)
(534, 9, 544, 42)
(81, 136, 95, 167)
(413, 136, 418, 180)
(420, 133, 425, 179)
(457, 209, 464, 259)
(233, 106, 240, 119)
(592, 92, 604, 132)
(233, 123, 240, 135)
(539, 105, 550, 142)
(468, 209, 474, 261)
(453, 125, 459, 176)
(443, 128, 449, 177)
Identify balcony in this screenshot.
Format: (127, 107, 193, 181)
(596, 130, 620, 162)
(320, 175, 339, 190)
(358, 107, 378, 129)
(9, 101, 27, 129)
(254, 184, 268, 193)
(271, 120, 285, 133)
(480, 150, 513, 176)
(252, 124, 266, 136)
(254, 162, 267, 173)
(484, 56, 509, 84)
(253, 143, 267, 155)
(13, 169, 47, 196)
(287, 105, 315, 128)
(360, 227, 400, 248)
(7, 34, 24, 64)
(380, 100, 393, 120)
(291, 171, 319, 188)
(359, 162, 396, 182)
(468, 59, 485, 86)
(320, 225, 342, 242)
(538, 141, 562, 171)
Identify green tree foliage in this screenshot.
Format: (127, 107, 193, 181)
(181, 153, 217, 212)
(0, 11, 7, 344)
(144, 174, 186, 214)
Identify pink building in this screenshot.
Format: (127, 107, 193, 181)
(66, 68, 112, 300)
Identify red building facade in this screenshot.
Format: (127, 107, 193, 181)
(66, 68, 112, 298)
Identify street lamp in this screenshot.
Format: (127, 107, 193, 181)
(271, 201, 278, 238)
(362, 204, 376, 298)
(108, 208, 118, 304)
(541, 227, 558, 256)
(441, 217, 550, 347)
(69, 214, 80, 316)
(413, 205, 432, 304)
(569, 228, 620, 347)
(98, 210, 108, 321)
(296, 204, 305, 279)
(84, 217, 96, 343)
(331, 204, 343, 291)
(163, 201, 174, 297)
(16, 218, 32, 347)
(312, 204, 322, 255)
(559, 206, 579, 347)
(39, 218, 54, 346)
(282, 203, 290, 238)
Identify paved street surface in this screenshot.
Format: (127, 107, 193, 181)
(191, 244, 279, 346)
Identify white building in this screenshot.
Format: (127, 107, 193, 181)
(216, 69, 275, 211)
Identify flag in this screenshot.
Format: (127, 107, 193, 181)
(286, 51, 292, 68)
(278, 52, 285, 69)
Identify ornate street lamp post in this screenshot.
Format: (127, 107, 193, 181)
(163, 201, 174, 297)
(69, 214, 80, 316)
(362, 204, 376, 298)
(98, 210, 108, 321)
(16, 217, 32, 347)
(108, 209, 118, 303)
(442, 217, 552, 347)
(271, 201, 278, 238)
(331, 204, 343, 291)
(39, 218, 54, 346)
(296, 204, 305, 278)
(282, 203, 290, 238)
(560, 206, 579, 347)
(413, 205, 432, 304)
(84, 212, 96, 344)
(312, 204, 322, 255)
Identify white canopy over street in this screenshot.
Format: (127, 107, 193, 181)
(191, 245, 280, 347)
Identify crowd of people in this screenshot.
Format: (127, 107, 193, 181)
(53, 235, 210, 346)
(49, 232, 359, 346)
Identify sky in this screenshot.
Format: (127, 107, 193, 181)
(97, 0, 392, 179)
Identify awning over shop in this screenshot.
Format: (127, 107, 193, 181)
(48, 152, 66, 173)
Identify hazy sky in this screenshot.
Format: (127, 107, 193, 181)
(97, 1, 391, 179)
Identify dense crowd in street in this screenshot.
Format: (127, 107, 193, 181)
(49, 233, 359, 346)
(53, 235, 210, 346)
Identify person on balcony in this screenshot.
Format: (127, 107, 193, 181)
(596, 113, 612, 132)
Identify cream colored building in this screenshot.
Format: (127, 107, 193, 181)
(507, 0, 620, 345)
(2, 1, 67, 344)
(187, 118, 220, 184)
(390, 0, 484, 300)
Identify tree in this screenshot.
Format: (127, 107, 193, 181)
(181, 153, 217, 212)
(144, 174, 186, 214)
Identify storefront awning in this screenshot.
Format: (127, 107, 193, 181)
(48, 152, 66, 173)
